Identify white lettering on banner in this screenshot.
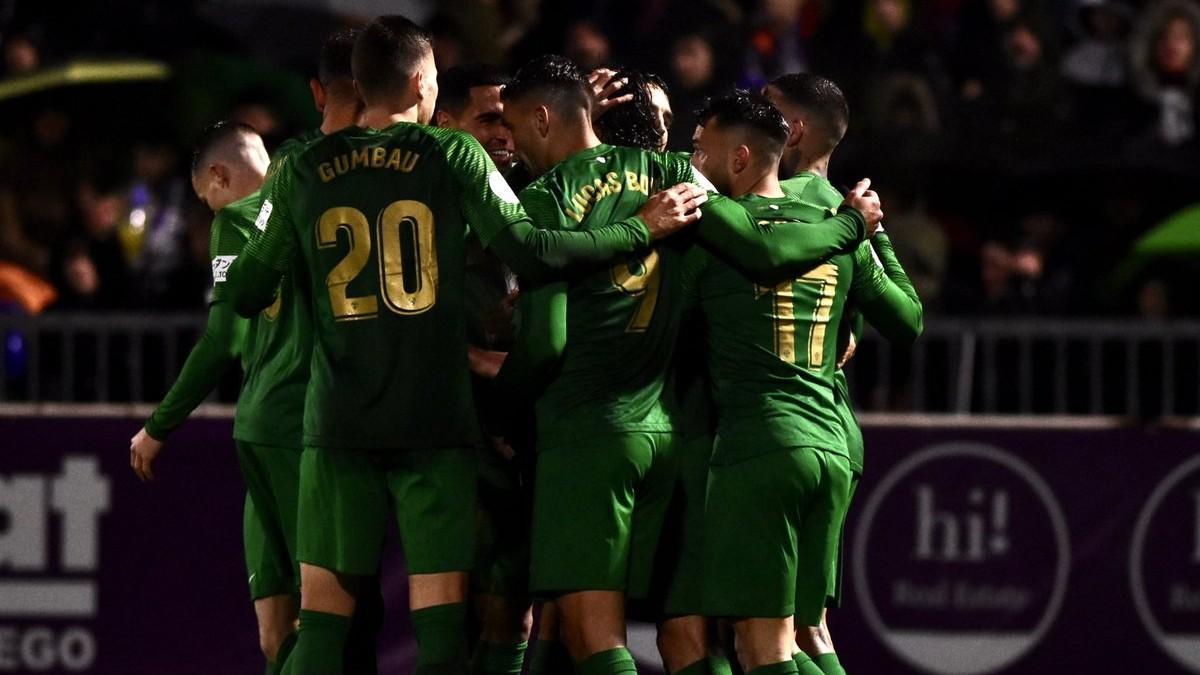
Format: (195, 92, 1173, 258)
(0, 626, 97, 672)
(855, 442, 1070, 675)
(0, 477, 46, 570)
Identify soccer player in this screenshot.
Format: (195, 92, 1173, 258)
(765, 74, 923, 675)
(683, 90, 916, 675)
(128, 121, 299, 668)
(224, 16, 706, 675)
(593, 68, 674, 152)
(434, 63, 536, 675)
(493, 57, 879, 675)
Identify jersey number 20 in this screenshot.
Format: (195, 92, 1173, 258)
(317, 200, 437, 320)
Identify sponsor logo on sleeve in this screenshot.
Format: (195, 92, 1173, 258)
(254, 200, 273, 232)
(211, 256, 236, 284)
(489, 171, 520, 205)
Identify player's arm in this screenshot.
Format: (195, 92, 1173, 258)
(226, 159, 298, 317)
(695, 193, 867, 282)
(132, 217, 251, 481)
(446, 133, 696, 285)
(852, 232, 924, 345)
(493, 282, 568, 401)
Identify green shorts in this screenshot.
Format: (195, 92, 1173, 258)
(826, 471, 861, 609)
(655, 434, 712, 617)
(530, 431, 679, 599)
(703, 445, 851, 625)
(236, 441, 301, 601)
(296, 446, 477, 576)
(474, 446, 532, 598)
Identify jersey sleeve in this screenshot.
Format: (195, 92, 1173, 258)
(227, 157, 296, 316)
(696, 195, 867, 282)
(143, 300, 247, 440)
(494, 281, 568, 401)
(850, 233, 924, 344)
(207, 209, 248, 305)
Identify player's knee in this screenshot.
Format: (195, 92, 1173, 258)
(656, 618, 706, 671)
(794, 623, 834, 655)
(258, 623, 292, 662)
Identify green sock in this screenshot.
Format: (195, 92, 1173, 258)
(812, 654, 845, 675)
(281, 610, 350, 675)
(747, 661, 798, 675)
(792, 652, 824, 675)
(529, 640, 573, 675)
(578, 648, 637, 675)
(345, 582, 384, 675)
(473, 640, 528, 675)
(411, 603, 469, 675)
(708, 654, 734, 675)
(267, 631, 297, 675)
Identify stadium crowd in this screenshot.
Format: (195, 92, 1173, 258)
(0, 0, 1197, 319)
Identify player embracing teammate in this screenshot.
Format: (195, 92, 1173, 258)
(129, 12, 921, 675)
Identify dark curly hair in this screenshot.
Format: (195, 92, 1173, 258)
(595, 68, 669, 151)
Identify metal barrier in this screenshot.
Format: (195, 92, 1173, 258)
(3, 313, 1199, 417)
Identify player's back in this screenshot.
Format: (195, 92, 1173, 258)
(280, 123, 487, 450)
(683, 193, 852, 464)
(524, 143, 691, 445)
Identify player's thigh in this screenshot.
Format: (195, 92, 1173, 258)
(703, 447, 821, 619)
(243, 493, 294, 602)
(657, 433, 712, 618)
(795, 450, 853, 627)
(627, 432, 684, 605)
(530, 433, 654, 595)
(297, 446, 389, 576)
(389, 447, 478, 575)
(474, 446, 532, 599)
(237, 442, 302, 571)
(825, 470, 861, 610)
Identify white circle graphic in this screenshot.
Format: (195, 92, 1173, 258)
(1129, 453, 1200, 672)
(852, 442, 1071, 675)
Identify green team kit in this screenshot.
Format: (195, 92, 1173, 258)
(495, 143, 870, 613)
(780, 172, 923, 608)
(230, 124, 672, 578)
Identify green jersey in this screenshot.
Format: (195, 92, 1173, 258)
(779, 173, 924, 473)
(518, 144, 695, 446)
(237, 125, 655, 450)
(215, 192, 313, 449)
(683, 194, 901, 464)
(266, 128, 323, 182)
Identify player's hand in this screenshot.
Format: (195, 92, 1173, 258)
(130, 427, 164, 482)
(837, 333, 858, 370)
(469, 346, 508, 379)
(588, 68, 634, 121)
(841, 178, 883, 237)
(638, 183, 708, 240)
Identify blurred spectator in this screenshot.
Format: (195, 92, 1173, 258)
(0, 106, 79, 276)
(51, 182, 131, 310)
(3, 33, 39, 75)
(1129, 0, 1200, 147)
(564, 20, 611, 72)
(666, 28, 720, 150)
(125, 139, 195, 308)
(877, 185, 948, 310)
(1137, 277, 1171, 319)
(742, 0, 817, 89)
(1063, 0, 1133, 88)
(231, 93, 288, 151)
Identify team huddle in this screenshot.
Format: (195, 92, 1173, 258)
(129, 13, 921, 675)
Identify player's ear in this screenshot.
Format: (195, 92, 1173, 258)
(733, 145, 750, 173)
(310, 78, 326, 114)
(433, 110, 451, 128)
(787, 117, 804, 148)
(535, 105, 551, 138)
(210, 163, 230, 189)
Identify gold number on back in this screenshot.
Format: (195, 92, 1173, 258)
(317, 207, 378, 320)
(611, 249, 661, 332)
(316, 201, 439, 321)
(379, 200, 437, 314)
(756, 262, 838, 368)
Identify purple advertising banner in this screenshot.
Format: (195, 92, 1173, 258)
(2, 414, 1199, 674)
